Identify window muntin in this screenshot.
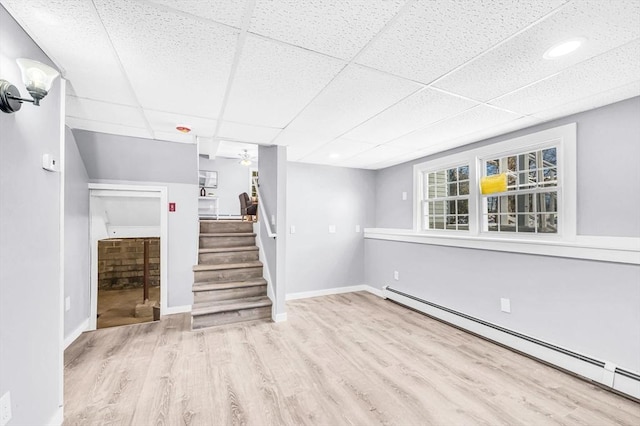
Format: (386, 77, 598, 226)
(423, 165, 469, 231)
(482, 147, 559, 234)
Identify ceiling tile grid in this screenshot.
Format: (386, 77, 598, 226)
(355, 0, 567, 84)
(144, 109, 217, 139)
(66, 117, 152, 140)
(433, 0, 640, 102)
(490, 39, 640, 116)
(281, 64, 422, 141)
(93, 0, 239, 118)
(336, 144, 415, 169)
(299, 137, 377, 165)
(387, 105, 524, 149)
(223, 34, 346, 128)
(343, 87, 479, 144)
(145, 0, 249, 28)
(66, 96, 148, 129)
(249, 0, 406, 60)
(1, 0, 139, 105)
(218, 121, 283, 144)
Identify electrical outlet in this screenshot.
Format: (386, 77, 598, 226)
(328, 225, 336, 234)
(500, 298, 511, 313)
(394, 271, 399, 281)
(0, 391, 12, 426)
(402, 191, 407, 201)
(355, 224, 361, 233)
(65, 296, 71, 312)
(290, 225, 296, 234)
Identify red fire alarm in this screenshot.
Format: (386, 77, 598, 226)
(169, 202, 176, 212)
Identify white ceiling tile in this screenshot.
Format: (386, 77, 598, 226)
(145, 0, 249, 28)
(356, 0, 566, 84)
(94, 0, 238, 117)
(224, 35, 345, 128)
(300, 137, 376, 164)
(66, 117, 152, 139)
(1, 0, 138, 105)
(388, 105, 523, 149)
(344, 88, 478, 144)
(249, 0, 406, 60)
(490, 40, 640, 116)
(152, 131, 195, 144)
(66, 96, 148, 129)
(285, 64, 422, 138)
(434, 1, 640, 101)
(144, 109, 217, 137)
(218, 121, 282, 144)
(531, 80, 640, 122)
(336, 144, 413, 168)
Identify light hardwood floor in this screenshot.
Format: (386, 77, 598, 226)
(64, 292, 640, 425)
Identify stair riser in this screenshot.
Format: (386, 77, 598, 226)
(194, 266, 263, 283)
(200, 221, 253, 234)
(194, 286, 267, 303)
(198, 250, 259, 265)
(200, 236, 256, 249)
(192, 306, 271, 329)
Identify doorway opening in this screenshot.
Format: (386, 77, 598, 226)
(89, 184, 168, 330)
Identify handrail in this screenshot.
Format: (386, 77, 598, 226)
(253, 177, 276, 238)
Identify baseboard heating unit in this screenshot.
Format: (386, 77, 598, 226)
(383, 286, 640, 400)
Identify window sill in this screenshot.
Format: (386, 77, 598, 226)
(363, 228, 640, 265)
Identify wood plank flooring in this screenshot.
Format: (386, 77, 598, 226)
(64, 292, 640, 425)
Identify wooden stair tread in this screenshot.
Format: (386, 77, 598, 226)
(200, 232, 256, 237)
(198, 246, 258, 254)
(192, 296, 272, 316)
(193, 278, 267, 292)
(193, 261, 262, 272)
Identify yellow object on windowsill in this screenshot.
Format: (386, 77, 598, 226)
(480, 173, 508, 195)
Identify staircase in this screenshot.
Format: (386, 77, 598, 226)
(191, 220, 272, 329)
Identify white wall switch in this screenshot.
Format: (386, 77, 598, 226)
(271, 215, 276, 225)
(65, 296, 71, 312)
(0, 391, 12, 426)
(355, 225, 361, 233)
(290, 225, 296, 234)
(42, 154, 59, 172)
(393, 271, 399, 281)
(328, 225, 336, 234)
(500, 298, 511, 313)
(402, 191, 407, 200)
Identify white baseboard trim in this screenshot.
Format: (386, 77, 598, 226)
(47, 406, 63, 426)
(163, 305, 192, 315)
(286, 284, 384, 301)
(64, 318, 89, 349)
(384, 286, 640, 399)
(273, 313, 288, 322)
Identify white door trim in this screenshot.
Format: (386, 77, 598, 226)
(88, 183, 168, 330)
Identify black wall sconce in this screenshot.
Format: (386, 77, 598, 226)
(0, 58, 60, 113)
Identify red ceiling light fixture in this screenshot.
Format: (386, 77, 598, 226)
(176, 125, 191, 133)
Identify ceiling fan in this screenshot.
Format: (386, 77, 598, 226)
(239, 149, 253, 166)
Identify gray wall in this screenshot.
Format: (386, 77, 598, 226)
(287, 163, 376, 293)
(199, 156, 252, 216)
(258, 145, 287, 316)
(368, 96, 640, 373)
(76, 131, 199, 309)
(375, 96, 640, 237)
(73, 129, 197, 185)
(64, 127, 90, 338)
(0, 5, 63, 424)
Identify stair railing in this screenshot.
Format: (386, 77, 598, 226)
(253, 177, 276, 238)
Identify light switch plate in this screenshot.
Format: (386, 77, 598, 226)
(65, 296, 71, 312)
(402, 191, 407, 200)
(393, 271, 399, 280)
(328, 225, 336, 234)
(500, 298, 511, 313)
(290, 225, 296, 234)
(355, 224, 361, 233)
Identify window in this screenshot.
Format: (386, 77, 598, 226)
(482, 147, 558, 234)
(422, 165, 470, 230)
(414, 123, 576, 240)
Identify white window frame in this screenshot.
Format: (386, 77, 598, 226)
(414, 123, 577, 242)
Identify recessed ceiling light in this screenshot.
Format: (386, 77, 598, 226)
(329, 153, 340, 159)
(176, 125, 191, 133)
(543, 37, 586, 59)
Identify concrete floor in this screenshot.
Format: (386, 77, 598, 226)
(97, 286, 160, 329)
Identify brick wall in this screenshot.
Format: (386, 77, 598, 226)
(98, 238, 160, 290)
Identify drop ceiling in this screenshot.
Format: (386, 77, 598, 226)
(2, 0, 639, 170)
